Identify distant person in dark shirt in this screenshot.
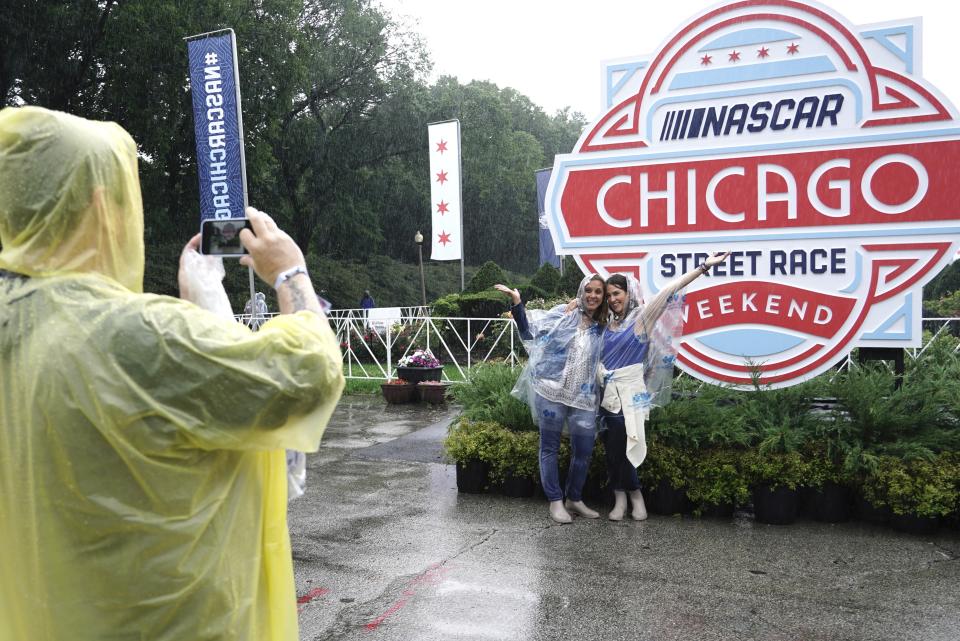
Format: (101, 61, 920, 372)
(359, 290, 375, 325)
(360, 290, 375, 310)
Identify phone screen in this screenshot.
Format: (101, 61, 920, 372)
(200, 218, 251, 256)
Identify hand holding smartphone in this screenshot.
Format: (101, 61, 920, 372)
(200, 218, 252, 256)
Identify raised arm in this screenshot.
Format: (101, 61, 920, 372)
(494, 283, 531, 339)
(637, 251, 730, 337)
(239, 207, 324, 316)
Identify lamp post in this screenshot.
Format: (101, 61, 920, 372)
(414, 230, 427, 307)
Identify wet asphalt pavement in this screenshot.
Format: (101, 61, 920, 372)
(289, 396, 960, 641)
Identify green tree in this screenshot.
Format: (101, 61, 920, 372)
(2, 1, 587, 302)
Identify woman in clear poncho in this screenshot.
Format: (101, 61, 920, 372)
(598, 252, 729, 521)
(495, 275, 607, 524)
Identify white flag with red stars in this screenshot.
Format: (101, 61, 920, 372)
(427, 120, 462, 261)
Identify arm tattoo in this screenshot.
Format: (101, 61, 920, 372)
(290, 282, 308, 310)
(278, 274, 323, 316)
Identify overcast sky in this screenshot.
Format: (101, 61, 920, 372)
(378, 0, 960, 121)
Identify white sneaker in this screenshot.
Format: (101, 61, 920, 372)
(549, 500, 572, 524)
(564, 499, 600, 519)
(629, 490, 648, 521)
(609, 491, 627, 521)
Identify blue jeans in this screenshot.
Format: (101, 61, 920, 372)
(534, 395, 596, 502)
(598, 408, 641, 491)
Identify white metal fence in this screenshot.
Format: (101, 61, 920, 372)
(235, 309, 960, 382)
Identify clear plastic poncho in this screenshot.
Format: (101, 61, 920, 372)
(600, 273, 685, 409)
(511, 275, 605, 418)
(0, 106, 345, 641)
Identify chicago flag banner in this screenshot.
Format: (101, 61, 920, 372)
(427, 120, 463, 260)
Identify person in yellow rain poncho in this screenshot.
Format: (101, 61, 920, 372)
(0, 107, 345, 641)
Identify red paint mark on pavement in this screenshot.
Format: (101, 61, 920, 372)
(364, 563, 450, 631)
(297, 587, 331, 604)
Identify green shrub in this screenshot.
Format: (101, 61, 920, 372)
(431, 294, 461, 318)
(649, 382, 749, 450)
(495, 431, 540, 480)
(451, 363, 537, 432)
(517, 284, 548, 303)
(830, 359, 960, 471)
(638, 441, 691, 490)
(557, 256, 585, 297)
(443, 419, 508, 466)
(743, 449, 806, 490)
(458, 290, 509, 318)
(800, 445, 849, 489)
(443, 419, 545, 483)
(466, 261, 507, 293)
(743, 378, 821, 453)
(687, 448, 750, 512)
(862, 455, 958, 517)
(530, 263, 561, 295)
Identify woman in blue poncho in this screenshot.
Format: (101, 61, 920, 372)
(598, 252, 729, 521)
(495, 275, 607, 524)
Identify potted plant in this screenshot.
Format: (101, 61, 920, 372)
(687, 448, 749, 518)
(443, 419, 505, 494)
(380, 378, 415, 404)
(867, 456, 957, 535)
(800, 446, 853, 523)
(396, 348, 443, 384)
(743, 449, 806, 525)
(494, 431, 539, 498)
(740, 377, 818, 525)
(417, 380, 450, 404)
(638, 441, 693, 515)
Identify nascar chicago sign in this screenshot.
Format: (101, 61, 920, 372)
(544, 0, 960, 388)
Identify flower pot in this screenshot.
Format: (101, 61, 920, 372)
(890, 513, 939, 536)
(808, 482, 852, 523)
(501, 471, 536, 498)
(855, 497, 891, 525)
(381, 382, 415, 404)
(396, 366, 443, 385)
(456, 460, 491, 494)
(752, 484, 798, 525)
(417, 382, 449, 404)
(647, 479, 692, 515)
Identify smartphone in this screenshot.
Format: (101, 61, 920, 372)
(200, 218, 251, 256)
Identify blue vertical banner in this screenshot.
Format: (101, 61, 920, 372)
(535, 168, 560, 268)
(186, 29, 247, 222)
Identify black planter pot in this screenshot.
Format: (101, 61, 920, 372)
(396, 366, 443, 385)
(855, 497, 891, 525)
(752, 484, 798, 525)
(501, 472, 536, 498)
(648, 479, 692, 515)
(456, 460, 491, 494)
(699, 502, 735, 518)
(798, 486, 815, 517)
(890, 513, 939, 536)
(809, 482, 852, 523)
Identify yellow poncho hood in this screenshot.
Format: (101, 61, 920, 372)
(0, 105, 145, 291)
